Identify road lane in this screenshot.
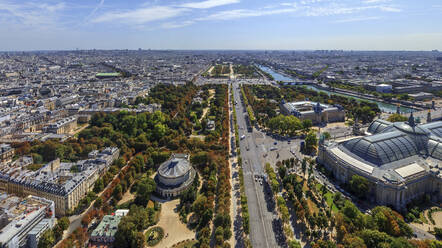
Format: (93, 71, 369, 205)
(232, 81, 279, 247)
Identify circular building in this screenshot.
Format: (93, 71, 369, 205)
(155, 154, 196, 198)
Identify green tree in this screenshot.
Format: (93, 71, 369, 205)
(135, 178, 156, 206)
(387, 113, 408, 122)
(288, 240, 302, 248)
(113, 184, 123, 201)
(93, 178, 104, 193)
(57, 217, 70, 230)
(38, 230, 55, 248)
(94, 197, 103, 209)
(302, 119, 313, 131)
(304, 131, 318, 154)
(349, 175, 369, 198)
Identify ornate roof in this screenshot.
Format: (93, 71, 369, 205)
(344, 131, 418, 166)
(158, 154, 191, 179)
(367, 119, 392, 134)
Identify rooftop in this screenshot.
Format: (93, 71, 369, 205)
(91, 215, 122, 238)
(158, 154, 191, 179)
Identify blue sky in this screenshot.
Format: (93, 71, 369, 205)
(0, 0, 441, 51)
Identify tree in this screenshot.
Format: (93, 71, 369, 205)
(322, 132, 331, 140)
(38, 230, 55, 248)
(135, 178, 156, 206)
(288, 240, 302, 248)
(57, 217, 70, 230)
(342, 200, 360, 219)
(359, 229, 391, 248)
(115, 219, 136, 248)
(113, 184, 123, 201)
(387, 113, 408, 122)
(342, 234, 367, 248)
(302, 158, 307, 175)
(93, 178, 104, 193)
(435, 227, 442, 239)
(94, 197, 103, 209)
(349, 175, 369, 198)
(302, 119, 313, 131)
(304, 131, 317, 154)
(132, 231, 146, 248)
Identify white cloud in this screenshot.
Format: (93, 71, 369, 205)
(197, 8, 297, 21)
(363, 0, 391, 3)
(0, 1, 66, 28)
(92, 6, 186, 24)
(304, 4, 401, 16)
(180, 0, 240, 9)
(334, 16, 381, 23)
(161, 20, 195, 29)
(379, 6, 401, 12)
(40, 2, 66, 12)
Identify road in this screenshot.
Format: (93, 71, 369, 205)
(232, 81, 280, 247)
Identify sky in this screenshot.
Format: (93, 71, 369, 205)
(0, 0, 441, 51)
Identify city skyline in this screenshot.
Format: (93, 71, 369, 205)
(1, 0, 441, 51)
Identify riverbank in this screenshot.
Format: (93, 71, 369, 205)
(258, 64, 419, 113)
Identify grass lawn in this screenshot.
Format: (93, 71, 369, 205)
(324, 192, 339, 213)
(419, 212, 429, 224)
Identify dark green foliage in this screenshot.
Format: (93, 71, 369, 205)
(134, 177, 156, 207)
(115, 204, 159, 248)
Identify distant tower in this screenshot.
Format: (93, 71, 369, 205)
(408, 111, 416, 128)
(314, 102, 323, 125)
(427, 109, 432, 123)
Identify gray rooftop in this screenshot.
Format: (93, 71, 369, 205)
(158, 154, 191, 179)
(332, 118, 442, 182)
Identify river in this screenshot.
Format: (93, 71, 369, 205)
(257, 65, 413, 113)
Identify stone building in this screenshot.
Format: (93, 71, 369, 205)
(0, 147, 119, 216)
(155, 154, 196, 198)
(0, 144, 14, 164)
(318, 115, 442, 210)
(43, 116, 77, 134)
(280, 100, 345, 125)
(0, 194, 55, 248)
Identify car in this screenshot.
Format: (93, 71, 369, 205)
(274, 142, 277, 145)
(240, 135, 245, 140)
(270, 147, 277, 151)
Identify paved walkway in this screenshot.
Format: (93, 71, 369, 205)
(153, 199, 196, 248)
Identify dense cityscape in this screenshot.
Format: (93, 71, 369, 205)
(0, 49, 440, 248)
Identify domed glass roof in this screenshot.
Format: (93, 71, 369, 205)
(158, 156, 191, 179)
(344, 131, 418, 166)
(367, 119, 392, 134)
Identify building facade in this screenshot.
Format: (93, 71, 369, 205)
(43, 116, 77, 134)
(0, 147, 119, 216)
(318, 116, 442, 210)
(0, 194, 55, 248)
(0, 144, 14, 164)
(280, 100, 345, 125)
(155, 154, 196, 198)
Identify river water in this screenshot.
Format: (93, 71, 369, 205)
(257, 65, 413, 113)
